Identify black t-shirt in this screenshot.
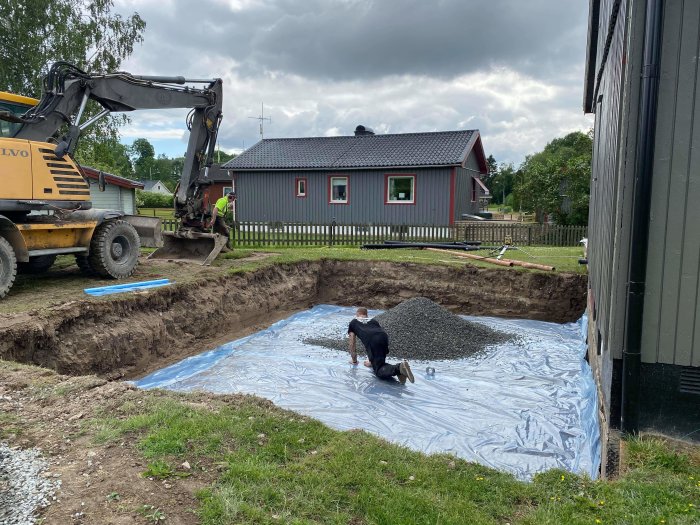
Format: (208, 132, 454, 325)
(348, 318, 389, 366)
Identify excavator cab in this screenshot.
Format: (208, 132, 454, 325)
(0, 92, 36, 137)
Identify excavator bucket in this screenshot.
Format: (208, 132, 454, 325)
(148, 230, 228, 265)
(123, 216, 163, 248)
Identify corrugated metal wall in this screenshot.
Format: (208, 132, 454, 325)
(235, 166, 463, 225)
(589, 0, 700, 367)
(90, 184, 121, 210)
(89, 184, 135, 214)
(641, 0, 700, 367)
(120, 188, 135, 214)
(588, 0, 630, 364)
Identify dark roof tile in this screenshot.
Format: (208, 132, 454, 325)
(223, 130, 478, 170)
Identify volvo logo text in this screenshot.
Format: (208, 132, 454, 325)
(0, 148, 29, 158)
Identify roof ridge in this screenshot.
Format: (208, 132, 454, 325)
(259, 129, 476, 141)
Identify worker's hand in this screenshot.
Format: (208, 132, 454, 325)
(363, 360, 371, 368)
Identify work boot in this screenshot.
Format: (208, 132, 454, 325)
(399, 361, 414, 384)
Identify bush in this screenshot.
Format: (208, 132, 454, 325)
(136, 190, 173, 208)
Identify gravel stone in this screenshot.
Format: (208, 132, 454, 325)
(304, 297, 517, 361)
(0, 443, 61, 525)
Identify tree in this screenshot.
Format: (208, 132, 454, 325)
(0, 0, 145, 96)
(78, 138, 133, 178)
(482, 154, 498, 189)
(0, 0, 146, 173)
(489, 163, 516, 206)
(214, 148, 237, 165)
(130, 138, 156, 180)
(517, 131, 592, 225)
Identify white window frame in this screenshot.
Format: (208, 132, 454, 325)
(296, 178, 307, 198)
(385, 174, 416, 204)
(329, 176, 349, 204)
(223, 186, 233, 196)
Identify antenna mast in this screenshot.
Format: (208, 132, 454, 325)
(248, 102, 272, 139)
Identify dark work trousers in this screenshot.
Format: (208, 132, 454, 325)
(213, 216, 231, 248)
(368, 333, 401, 380)
(374, 362, 401, 379)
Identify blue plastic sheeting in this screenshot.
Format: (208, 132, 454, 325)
(84, 279, 171, 296)
(135, 305, 600, 481)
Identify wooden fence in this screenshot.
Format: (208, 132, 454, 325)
(457, 222, 587, 247)
(160, 220, 587, 247)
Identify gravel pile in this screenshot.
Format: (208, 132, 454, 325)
(304, 297, 516, 360)
(0, 443, 61, 525)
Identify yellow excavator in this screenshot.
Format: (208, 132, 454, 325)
(0, 62, 227, 299)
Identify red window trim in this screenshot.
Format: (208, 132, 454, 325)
(384, 173, 417, 205)
(328, 174, 350, 205)
(295, 177, 307, 198)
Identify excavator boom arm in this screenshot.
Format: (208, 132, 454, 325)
(12, 63, 223, 207)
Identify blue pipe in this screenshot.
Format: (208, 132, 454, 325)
(84, 279, 171, 296)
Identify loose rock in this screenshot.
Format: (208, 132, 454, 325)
(304, 297, 516, 360)
(0, 443, 61, 525)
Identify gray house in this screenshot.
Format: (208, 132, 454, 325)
(223, 126, 488, 225)
(584, 0, 700, 467)
(82, 166, 143, 214)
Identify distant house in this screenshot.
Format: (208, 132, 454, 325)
(223, 126, 488, 226)
(139, 180, 172, 195)
(201, 164, 234, 201)
(82, 167, 144, 214)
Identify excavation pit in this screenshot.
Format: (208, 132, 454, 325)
(0, 260, 594, 480)
(0, 260, 588, 381)
(135, 304, 600, 481)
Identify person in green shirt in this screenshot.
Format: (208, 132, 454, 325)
(209, 191, 236, 249)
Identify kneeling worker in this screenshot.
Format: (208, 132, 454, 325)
(209, 192, 236, 249)
(348, 307, 414, 384)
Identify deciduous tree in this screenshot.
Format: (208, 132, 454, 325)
(0, 0, 146, 171)
(517, 131, 592, 225)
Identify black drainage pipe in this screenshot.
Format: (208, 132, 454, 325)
(621, 0, 664, 435)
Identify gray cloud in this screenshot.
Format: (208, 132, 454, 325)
(116, 0, 593, 165)
(245, 0, 587, 81)
(123, 0, 588, 81)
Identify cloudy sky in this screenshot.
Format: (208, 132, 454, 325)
(115, 0, 593, 165)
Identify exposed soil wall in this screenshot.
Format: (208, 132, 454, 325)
(318, 261, 586, 323)
(0, 261, 586, 378)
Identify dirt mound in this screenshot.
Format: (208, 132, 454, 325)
(305, 297, 517, 361)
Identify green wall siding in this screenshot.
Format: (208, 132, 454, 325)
(642, 0, 700, 366)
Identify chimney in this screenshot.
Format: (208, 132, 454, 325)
(354, 125, 375, 136)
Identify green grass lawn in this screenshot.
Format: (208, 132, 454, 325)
(92, 392, 699, 525)
(137, 207, 175, 219)
(222, 246, 588, 274)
